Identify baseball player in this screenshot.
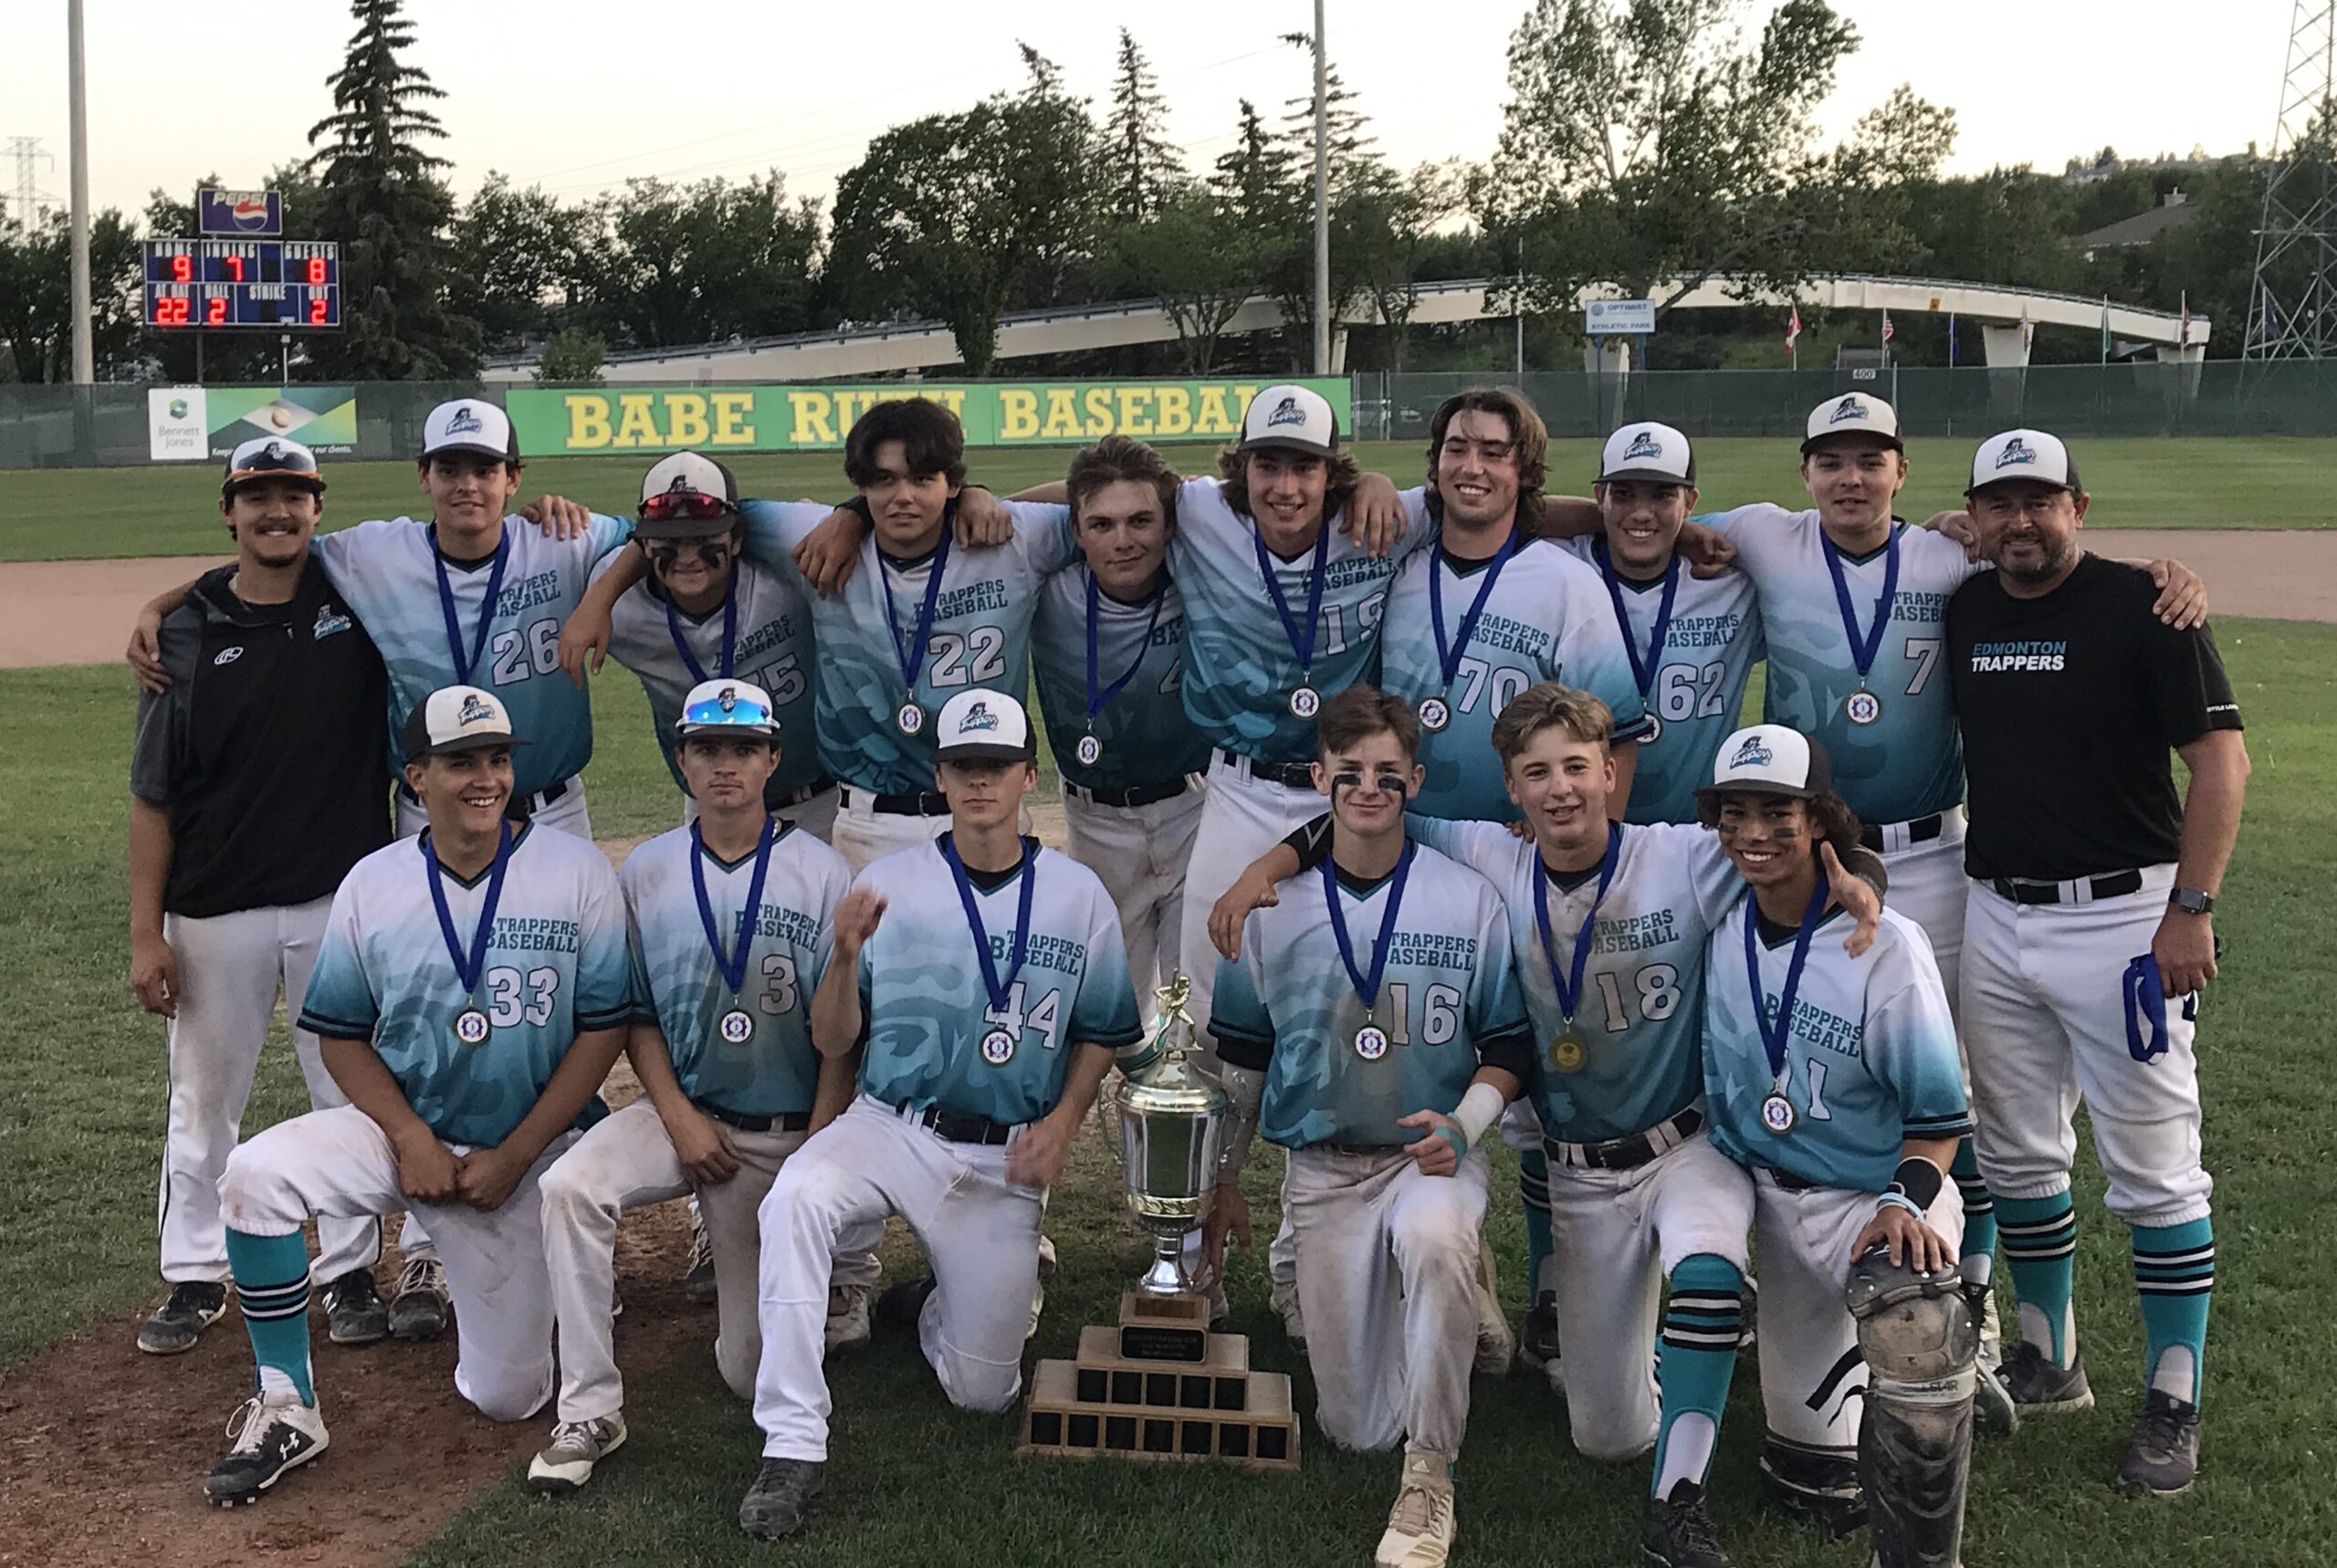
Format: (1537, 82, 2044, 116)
(1200, 686, 1534, 1568)
(1696, 723, 1975, 1548)
(1948, 429, 2248, 1496)
(739, 688, 1141, 1540)
(530, 679, 854, 1493)
(129, 437, 398, 1354)
(202, 685, 634, 1507)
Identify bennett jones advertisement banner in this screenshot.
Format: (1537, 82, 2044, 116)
(503, 379, 1354, 455)
(146, 386, 361, 461)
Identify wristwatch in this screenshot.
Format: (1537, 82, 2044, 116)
(2168, 887, 2216, 915)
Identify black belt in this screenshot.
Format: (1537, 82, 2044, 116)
(773, 774, 837, 811)
(400, 775, 570, 822)
(1767, 1167, 1820, 1193)
(896, 1101, 1014, 1145)
(1545, 1107, 1703, 1172)
(847, 784, 950, 817)
(1989, 870, 2144, 906)
(1218, 747, 1316, 791)
(694, 1102, 812, 1134)
(1859, 811, 1944, 853)
(1309, 1140, 1406, 1156)
(1065, 777, 1190, 810)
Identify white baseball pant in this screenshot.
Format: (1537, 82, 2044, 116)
(1284, 1144, 1491, 1456)
(1176, 755, 1329, 1055)
(1872, 809, 1967, 1021)
(753, 1095, 1044, 1461)
(158, 896, 378, 1285)
(1061, 781, 1205, 999)
(219, 1104, 577, 1421)
(396, 779, 592, 841)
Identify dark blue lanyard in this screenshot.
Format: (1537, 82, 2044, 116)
(1531, 824, 1622, 1024)
(1821, 526, 1902, 685)
(689, 816, 776, 997)
(1744, 879, 1832, 1083)
(1597, 540, 1681, 703)
(421, 822, 513, 998)
(1430, 535, 1519, 685)
(941, 836, 1038, 1012)
(1252, 523, 1331, 681)
(665, 573, 739, 685)
(880, 531, 953, 687)
(1322, 841, 1416, 1012)
(430, 528, 512, 685)
(1085, 570, 1167, 725)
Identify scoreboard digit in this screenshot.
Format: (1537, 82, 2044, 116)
(141, 239, 341, 330)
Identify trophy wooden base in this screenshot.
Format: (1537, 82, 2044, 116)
(1020, 1292, 1300, 1472)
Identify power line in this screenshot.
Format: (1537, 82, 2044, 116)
(5, 135, 58, 228)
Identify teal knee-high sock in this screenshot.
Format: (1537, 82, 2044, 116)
(1995, 1193, 2077, 1366)
(1518, 1148, 1554, 1301)
(2131, 1217, 2214, 1405)
(226, 1228, 315, 1406)
(1950, 1137, 1996, 1287)
(1651, 1253, 1744, 1496)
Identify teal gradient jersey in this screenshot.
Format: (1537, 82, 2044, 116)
(1701, 507, 1986, 824)
(1164, 478, 1435, 764)
(312, 513, 634, 799)
(1703, 901, 1970, 1193)
(599, 554, 824, 803)
(1377, 538, 1651, 821)
(851, 839, 1144, 1125)
(1210, 842, 1531, 1149)
(1408, 817, 1742, 1145)
(620, 821, 851, 1120)
(1563, 538, 1764, 826)
(297, 823, 635, 1149)
(1030, 566, 1210, 792)
(740, 501, 1074, 796)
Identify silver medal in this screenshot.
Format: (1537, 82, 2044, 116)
(980, 1027, 1017, 1065)
(1844, 688, 1883, 727)
(718, 1008, 755, 1045)
(1289, 685, 1321, 719)
(1760, 1091, 1797, 1134)
(1641, 713, 1662, 745)
(896, 700, 926, 737)
(1074, 732, 1103, 768)
(453, 1007, 491, 1046)
(1353, 1023, 1389, 1061)
(1418, 696, 1451, 733)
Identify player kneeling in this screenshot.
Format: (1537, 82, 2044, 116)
(1203, 688, 1534, 1568)
(1697, 727, 1979, 1566)
(528, 680, 855, 1492)
(204, 687, 634, 1506)
(737, 690, 1142, 1539)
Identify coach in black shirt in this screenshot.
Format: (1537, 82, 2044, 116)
(1945, 427, 2247, 1500)
(128, 438, 397, 1356)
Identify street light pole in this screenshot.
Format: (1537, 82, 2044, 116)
(68, 0, 93, 385)
(1311, 0, 1329, 376)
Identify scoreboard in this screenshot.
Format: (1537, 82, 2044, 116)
(142, 239, 341, 329)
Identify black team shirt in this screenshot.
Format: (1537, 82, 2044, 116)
(1947, 552, 2242, 883)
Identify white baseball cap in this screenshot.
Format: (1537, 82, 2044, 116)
(933, 688, 1036, 765)
(1694, 723, 1834, 805)
(1240, 384, 1340, 457)
(420, 399, 519, 464)
(1598, 422, 1695, 486)
(403, 685, 526, 762)
(676, 678, 779, 740)
(222, 435, 325, 498)
(636, 451, 742, 536)
(1801, 392, 1902, 454)
(1966, 429, 2083, 497)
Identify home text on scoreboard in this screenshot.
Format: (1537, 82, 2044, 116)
(141, 239, 342, 330)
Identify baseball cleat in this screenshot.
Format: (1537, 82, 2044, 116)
(529, 1414, 628, 1494)
(1640, 1479, 1734, 1568)
(738, 1457, 824, 1539)
(1270, 1276, 1307, 1350)
(875, 1274, 938, 1330)
(1472, 1246, 1514, 1375)
(138, 1280, 228, 1356)
(1519, 1291, 1562, 1389)
(389, 1256, 451, 1342)
(1374, 1451, 1458, 1568)
(683, 1214, 718, 1306)
(824, 1281, 875, 1354)
(1996, 1342, 2095, 1414)
(321, 1270, 390, 1346)
(2116, 1390, 2200, 1497)
(205, 1392, 328, 1506)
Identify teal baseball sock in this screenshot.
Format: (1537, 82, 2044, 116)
(1651, 1253, 1744, 1496)
(226, 1228, 315, 1406)
(2131, 1216, 2214, 1404)
(1518, 1147, 1554, 1301)
(1951, 1137, 1997, 1288)
(1996, 1192, 2078, 1365)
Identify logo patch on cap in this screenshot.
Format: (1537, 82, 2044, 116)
(1264, 396, 1305, 430)
(1622, 428, 1663, 463)
(458, 692, 494, 726)
(1829, 395, 1867, 425)
(718, 685, 737, 710)
(1730, 734, 1774, 769)
(959, 699, 1000, 733)
(1995, 436, 2037, 470)
(445, 404, 484, 437)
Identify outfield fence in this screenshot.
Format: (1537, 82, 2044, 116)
(7, 361, 2337, 470)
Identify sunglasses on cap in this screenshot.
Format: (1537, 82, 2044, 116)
(681, 691, 775, 730)
(224, 447, 323, 491)
(640, 489, 737, 524)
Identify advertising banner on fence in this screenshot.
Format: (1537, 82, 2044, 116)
(503, 378, 1352, 455)
(147, 386, 361, 461)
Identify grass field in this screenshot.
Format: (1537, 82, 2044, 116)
(0, 435, 2330, 562)
(4, 620, 2332, 1565)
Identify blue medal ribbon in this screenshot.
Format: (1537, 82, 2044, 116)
(1252, 523, 1331, 687)
(1085, 570, 1167, 727)
(430, 528, 513, 686)
(1531, 823, 1622, 1026)
(879, 529, 953, 688)
(1430, 534, 1519, 686)
(940, 835, 1039, 1015)
(420, 822, 514, 1000)
(689, 816, 777, 998)
(1820, 525, 1902, 687)
(664, 572, 739, 685)
(1744, 879, 1834, 1088)
(1597, 540, 1681, 710)
(1321, 841, 1416, 1014)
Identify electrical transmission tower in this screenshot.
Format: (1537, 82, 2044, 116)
(2247, 3, 2337, 358)
(5, 135, 58, 229)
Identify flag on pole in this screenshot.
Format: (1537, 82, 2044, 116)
(1881, 309, 1895, 345)
(2178, 291, 2191, 350)
(1785, 306, 1802, 356)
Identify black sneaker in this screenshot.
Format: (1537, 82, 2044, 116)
(2117, 1389, 2201, 1496)
(321, 1270, 389, 1345)
(137, 1281, 228, 1356)
(1520, 1291, 1562, 1376)
(1641, 1479, 1734, 1568)
(389, 1256, 450, 1342)
(683, 1215, 718, 1306)
(738, 1457, 824, 1539)
(205, 1393, 329, 1506)
(875, 1274, 938, 1330)
(1997, 1341, 2095, 1414)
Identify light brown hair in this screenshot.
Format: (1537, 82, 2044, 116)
(1315, 685, 1421, 765)
(1214, 444, 1363, 523)
(1067, 435, 1179, 527)
(1425, 386, 1549, 527)
(1490, 682, 1612, 764)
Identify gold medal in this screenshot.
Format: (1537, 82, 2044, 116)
(1549, 1032, 1587, 1073)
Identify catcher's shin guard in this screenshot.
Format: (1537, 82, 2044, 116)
(1848, 1246, 1977, 1568)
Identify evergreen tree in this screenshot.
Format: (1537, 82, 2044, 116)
(1211, 99, 1299, 232)
(1277, 37, 1388, 201)
(1101, 29, 1184, 225)
(305, 0, 478, 378)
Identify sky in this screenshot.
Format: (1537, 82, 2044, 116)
(0, 1, 2300, 227)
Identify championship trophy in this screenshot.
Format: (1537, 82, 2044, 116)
(1020, 976, 1300, 1471)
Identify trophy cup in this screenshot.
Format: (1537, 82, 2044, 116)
(1021, 976, 1300, 1472)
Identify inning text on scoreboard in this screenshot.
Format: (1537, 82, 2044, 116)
(141, 239, 342, 329)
